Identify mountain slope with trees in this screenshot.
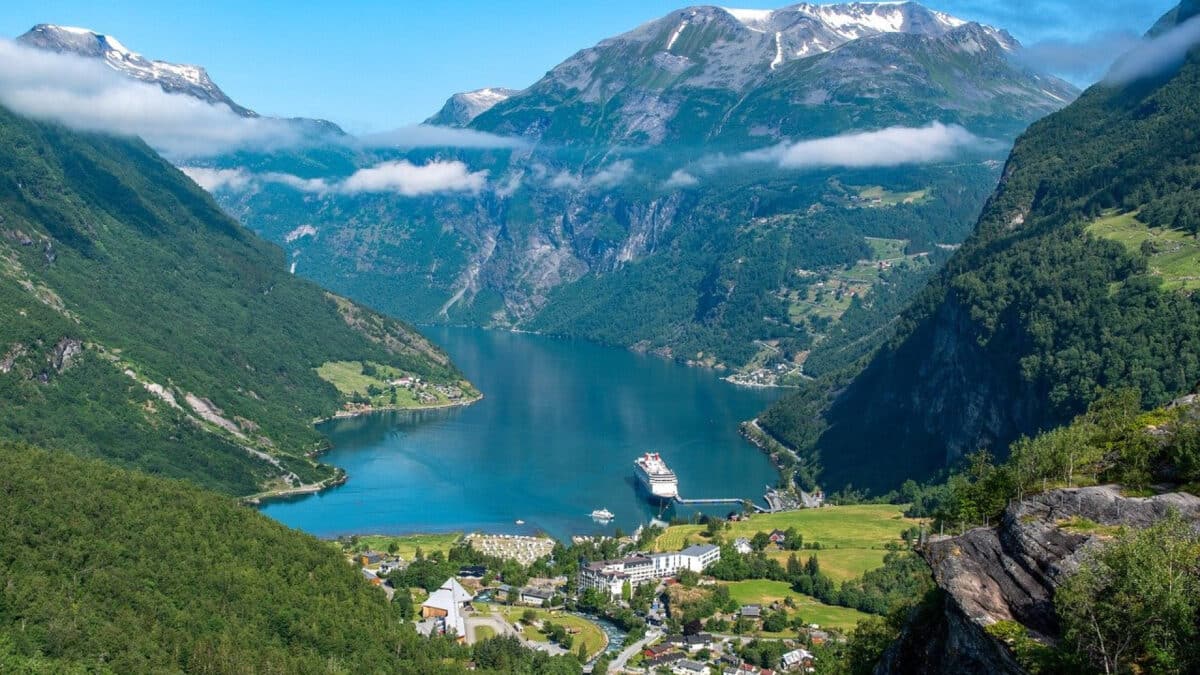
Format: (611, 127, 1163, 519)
(762, 5, 1200, 492)
(0, 442, 582, 674)
(0, 104, 473, 496)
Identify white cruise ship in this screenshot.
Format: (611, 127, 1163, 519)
(634, 452, 679, 500)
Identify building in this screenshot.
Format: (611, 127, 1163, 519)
(768, 530, 788, 546)
(458, 565, 486, 578)
(684, 634, 714, 651)
(680, 544, 721, 570)
(733, 537, 753, 554)
(579, 545, 722, 597)
(740, 605, 762, 619)
(781, 648, 815, 670)
(359, 550, 388, 566)
(519, 587, 555, 606)
(420, 578, 474, 642)
(673, 660, 707, 674)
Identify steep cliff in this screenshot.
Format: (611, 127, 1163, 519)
(877, 486, 1200, 674)
(764, 3, 1200, 491)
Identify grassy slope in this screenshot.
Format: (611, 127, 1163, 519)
(481, 605, 607, 659)
(653, 505, 917, 629)
(0, 442, 470, 673)
(0, 105, 471, 495)
(721, 579, 870, 631)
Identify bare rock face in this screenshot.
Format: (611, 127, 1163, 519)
(876, 486, 1200, 674)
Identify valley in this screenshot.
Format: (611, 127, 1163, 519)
(1, 1, 1198, 674)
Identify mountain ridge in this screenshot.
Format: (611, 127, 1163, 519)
(16, 23, 346, 137)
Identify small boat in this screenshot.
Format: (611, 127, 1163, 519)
(590, 508, 615, 521)
(515, 519, 525, 525)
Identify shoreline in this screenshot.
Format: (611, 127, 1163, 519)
(249, 392, 485, 506)
(312, 392, 484, 425)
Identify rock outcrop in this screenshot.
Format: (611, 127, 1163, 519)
(876, 486, 1200, 674)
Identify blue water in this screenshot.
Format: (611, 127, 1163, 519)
(261, 327, 783, 541)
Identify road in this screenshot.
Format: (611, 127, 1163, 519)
(605, 629, 660, 674)
(465, 612, 523, 645)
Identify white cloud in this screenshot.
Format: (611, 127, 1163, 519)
(262, 172, 331, 193)
(1104, 15, 1200, 86)
(736, 123, 984, 170)
(183, 159, 490, 197)
(340, 160, 488, 196)
(548, 160, 635, 191)
(180, 167, 254, 191)
(664, 169, 699, 188)
(549, 171, 584, 189)
(358, 125, 528, 150)
(0, 39, 306, 157)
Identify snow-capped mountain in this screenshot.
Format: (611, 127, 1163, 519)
(426, 87, 520, 127)
(462, 1, 1072, 147)
(17, 24, 256, 117)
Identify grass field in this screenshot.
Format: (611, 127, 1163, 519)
(721, 580, 870, 632)
(654, 504, 918, 552)
(316, 360, 469, 408)
(482, 605, 607, 659)
(765, 548, 889, 584)
(473, 625, 496, 641)
(857, 186, 931, 207)
(1088, 210, 1200, 291)
(350, 533, 461, 560)
(864, 236, 908, 259)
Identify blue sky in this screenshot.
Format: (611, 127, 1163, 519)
(0, 1, 1177, 132)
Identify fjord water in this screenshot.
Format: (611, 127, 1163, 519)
(262, 327, 783, 541)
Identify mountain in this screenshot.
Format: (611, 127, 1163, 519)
(760, 7, 1200, 492)
(181, 3, 1074, 378)
(426, 87, 521, 127)
(0, 102, 475, 497)
(0, 442, 459, 672)
(467, 2, 1073, 148)
(16, 24, 345, 136)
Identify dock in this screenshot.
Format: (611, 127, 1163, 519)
(673, 495, 769, 513)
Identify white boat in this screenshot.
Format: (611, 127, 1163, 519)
(590, 508, 614, 521)
(515, 519, 525, 525)
(634, 452, 679, 500)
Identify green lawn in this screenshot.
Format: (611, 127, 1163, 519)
(1088, 210, 1200, 291)
(655, 504, 919, 552)
(857, 186, 930, 207)
(721, 580, 870, 632)
(765, 548, 888, 584)
(316, 360, 473, 409)
(864, 236, 908, 259)
(473, 625, 496, 641)
(482, 605, 606, 659)
(351, 533, 461, 560)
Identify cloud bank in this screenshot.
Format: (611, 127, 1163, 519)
(0, 39, 529, 158)
(183, 159, 488, 197)
(738, 123, 984, 170)
(0, 39, 308, 157)
(1104, 15, 1200, 85)
(1012, 32, 1143, 83)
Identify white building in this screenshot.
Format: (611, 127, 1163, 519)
(579, 544, 722, 597)
(419, 577, 474, 641)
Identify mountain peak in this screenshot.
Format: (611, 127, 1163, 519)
(425, 87, 520, 127)
(17, 23, 256, 117)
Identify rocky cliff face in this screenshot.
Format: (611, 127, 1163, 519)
(876, 486, 1200, 674)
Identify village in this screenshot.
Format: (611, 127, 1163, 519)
(339, 500, 923, 674)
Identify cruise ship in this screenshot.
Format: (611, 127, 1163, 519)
(634, 452, 679, 500)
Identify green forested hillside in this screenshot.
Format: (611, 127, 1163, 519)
(0, 105, 472, 495)
(762, 17, 1200, 492)
(0, 442, 555, 673)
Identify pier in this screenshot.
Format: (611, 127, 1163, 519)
(674, 495, 769, 513)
